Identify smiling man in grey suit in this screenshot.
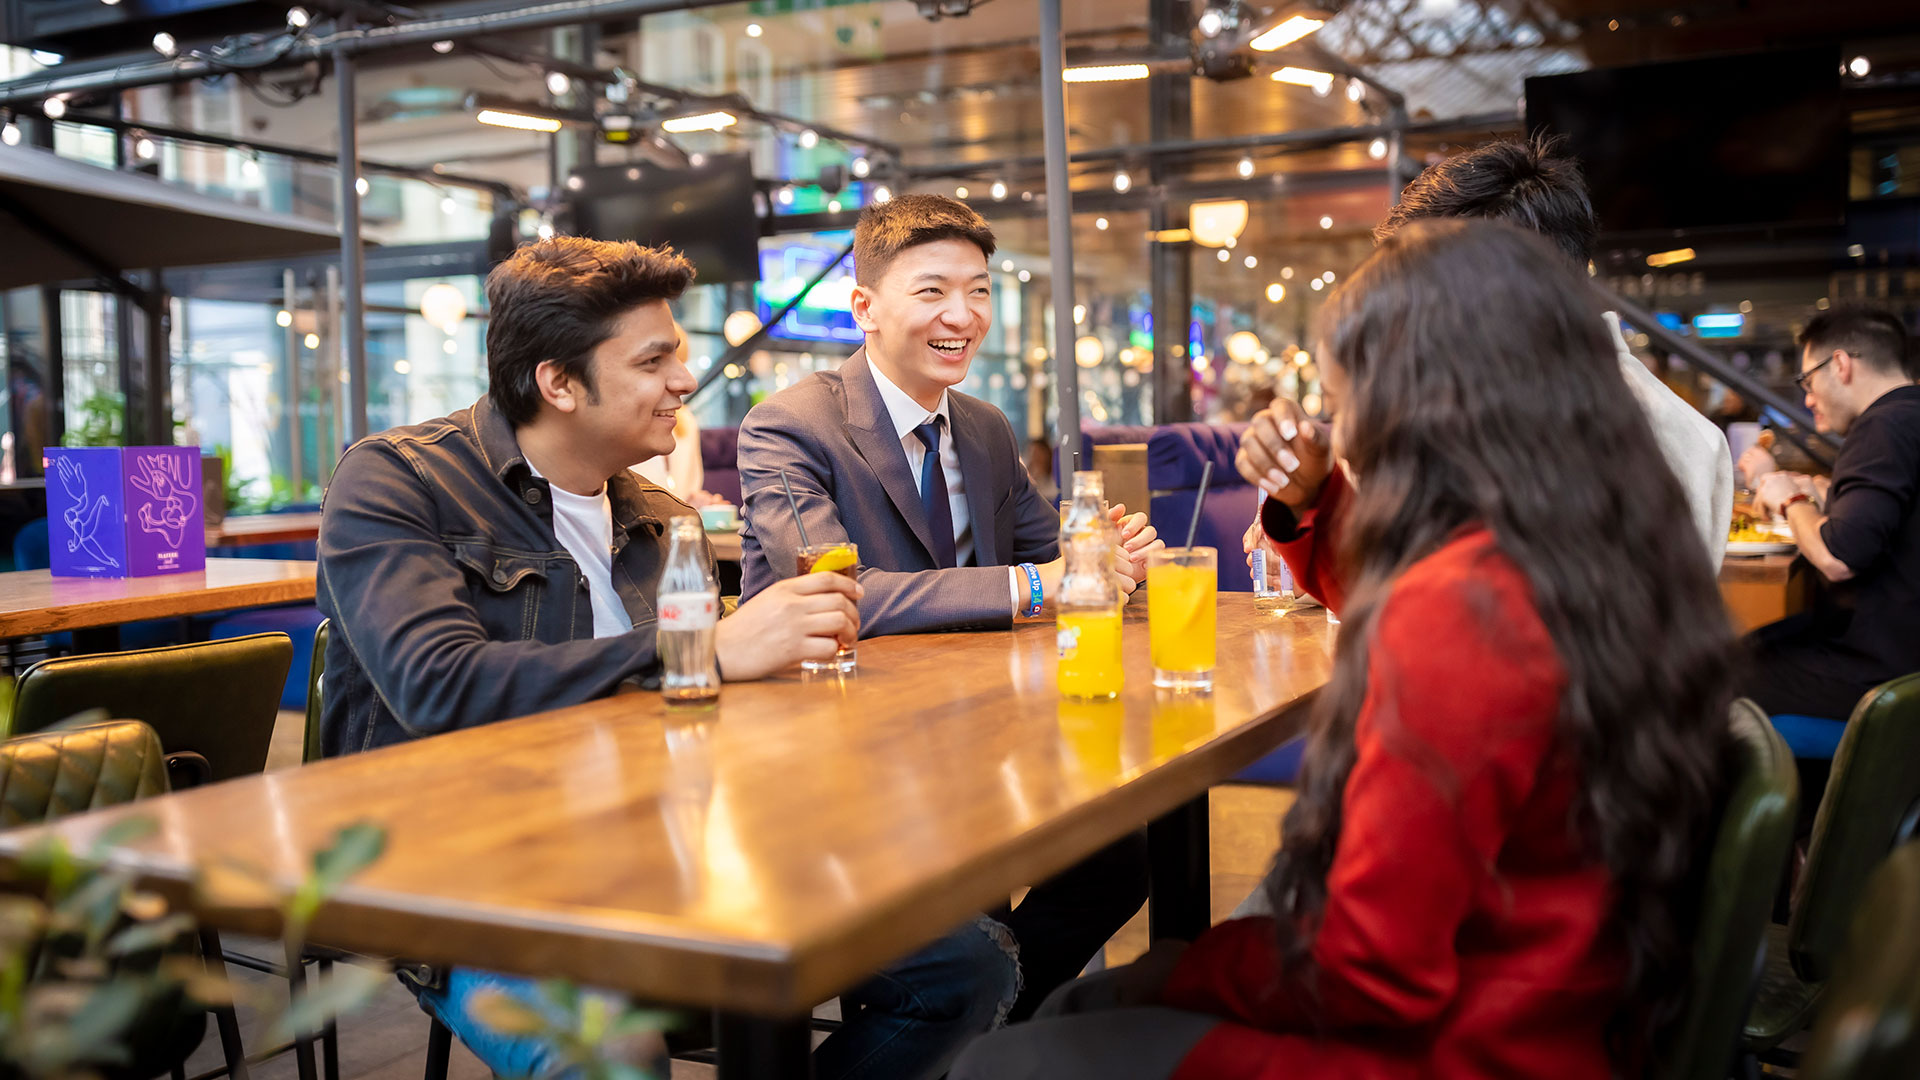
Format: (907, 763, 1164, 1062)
(739, 194, 1158, 633)
(738, 193, 1161, 1022)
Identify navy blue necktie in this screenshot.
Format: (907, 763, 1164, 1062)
(912, 418, 958, 569)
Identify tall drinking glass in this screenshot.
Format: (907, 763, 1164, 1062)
(796, 541, 859, 673)
(1148, 547, 1217, 691)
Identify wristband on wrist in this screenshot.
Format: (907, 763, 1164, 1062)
(1782, 492, 1815, 513)
(1019, 562, 1044, 618)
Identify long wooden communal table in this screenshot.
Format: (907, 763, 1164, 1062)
(0, 560, 316, 649)
(207, 511, 324, 548)
(0, 599, 1334, 1077)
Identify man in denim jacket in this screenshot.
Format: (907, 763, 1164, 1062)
(317, 237, 1017, 1079)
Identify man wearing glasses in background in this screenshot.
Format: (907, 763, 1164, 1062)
(1739, 305, 1920, 804)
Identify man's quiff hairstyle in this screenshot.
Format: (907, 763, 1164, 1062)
(485, 236, 695, 426)
(1799, 305, 1914, 380)
(852, 194, 997, 287)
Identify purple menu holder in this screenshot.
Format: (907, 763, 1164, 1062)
(45, 446, 206, 578)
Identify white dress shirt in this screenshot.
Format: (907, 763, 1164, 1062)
(868, 362, 976, 567)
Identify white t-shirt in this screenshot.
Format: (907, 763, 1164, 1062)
(529, 464, 632, 639)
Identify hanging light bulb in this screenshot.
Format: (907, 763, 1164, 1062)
(1319, 215, 1334, 229)
(799, 129, 819, 148)
(432, 40, 454, 53)
(1367, 137, 1388, 160)
(1095, 217, 1110, 231)
(777, 185, 795, 206)
(1346, 78, 1365, 102)
(355, 176, 370, 196)
(1113, 170, 1132, 193)
(872, 184, 893, 204)
(240, 154, 262, 181)
(1217, 248, 1231, 263)
(286, 6, 309, 28)
(275, 310, 293, 327)
(1244, 255, 1258, 269)
(546, 71, 571, 96)
(152, 32, 177, 57)
(0, 120, 18, 146)
(851, 156, 871, 178)
(42, 96, 67, 119)
(956, 185, 970, 199)
(1236, 156, 1254, 178)
(133, 133, 156, 160)
(990, 180, 1008, 200)
(1265, 282, 1285, 303)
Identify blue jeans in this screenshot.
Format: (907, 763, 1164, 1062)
(415, 915, 1019, 1080)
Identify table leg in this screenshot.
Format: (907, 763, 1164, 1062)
(1147, 794, 1211, 941)
(715, 1011, 811, 1080)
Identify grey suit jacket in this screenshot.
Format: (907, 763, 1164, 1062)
(738, 349, 1060, 636)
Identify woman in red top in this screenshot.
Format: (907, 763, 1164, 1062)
(953, 218, 1737, 1080)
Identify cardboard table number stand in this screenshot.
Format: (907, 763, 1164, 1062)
(44, 446, 208, 578)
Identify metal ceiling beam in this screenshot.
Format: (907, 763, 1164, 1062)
(0, 0, 743, 108)
(24, 109, 515, 197)
(901, 110, 1520, 180)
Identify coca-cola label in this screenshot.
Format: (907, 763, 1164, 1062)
(658, 591, 717, 630)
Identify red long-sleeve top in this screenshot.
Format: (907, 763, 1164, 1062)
(1161, 472, 1627, 1080)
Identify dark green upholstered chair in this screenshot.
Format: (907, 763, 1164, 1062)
(9, 634, 294, 787)
(1656, 699, 1799, 1080)
(0, 720, 250, 1080)
(1743, 673, 1920, 1063)
(1800, 840, 1920, 1080)
(303, 619, 329, 766)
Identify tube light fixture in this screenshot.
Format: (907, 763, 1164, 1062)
(1645, 247, 1696, 268)
(1249, 14, 1325, 51)
(661, 111, 737, 134)
(476, 109, 564, 133)
(1272, 67, 1335, 94)
(1063, 64, 1150, 83)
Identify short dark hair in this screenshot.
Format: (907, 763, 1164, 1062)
(1799, 305, 1913, 378)
(1375, 135, 1598, 266)
(852, 194, 997, 287)
(484, 237, 694, 426)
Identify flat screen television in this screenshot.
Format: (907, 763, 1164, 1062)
(1525, 49, 1846, 236)
(566, 154, 761, 284)
(754, 237, 861, 345)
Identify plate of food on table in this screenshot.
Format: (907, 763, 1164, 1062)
(1727, 510, 1796, 556)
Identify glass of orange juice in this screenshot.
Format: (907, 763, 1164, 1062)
(1148, 547, 1217, 691)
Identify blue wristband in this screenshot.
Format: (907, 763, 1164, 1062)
(1019, 562, 1044, 618)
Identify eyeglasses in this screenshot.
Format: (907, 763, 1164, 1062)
(1794, 352, 1838, 393)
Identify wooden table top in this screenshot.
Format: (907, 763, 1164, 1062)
(208, 512, 324, 547)
(0, 560, 317, 638)
(0, 599, 1332, 1016)
(1719, 553, 1799, 586)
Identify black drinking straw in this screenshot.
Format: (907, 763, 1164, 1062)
(1184, 460, 1214, 549)
(779, 469, 813, 550)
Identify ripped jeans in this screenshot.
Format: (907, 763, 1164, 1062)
(414, 915, 1019, 1080)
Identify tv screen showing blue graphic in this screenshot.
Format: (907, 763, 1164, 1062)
(755, 238, 862, 345)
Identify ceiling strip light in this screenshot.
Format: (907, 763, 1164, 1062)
(1063, 64, 1151, 83)
(476, 109, 564, 133)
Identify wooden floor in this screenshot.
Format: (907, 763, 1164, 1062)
(189, 714, 1293, 1080)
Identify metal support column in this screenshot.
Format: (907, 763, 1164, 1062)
(714, 1012, 810, 1080)
(1038, 0, 1081, 471)
(1147, 0, 1194, 425)
(144, 272, 170, 443)
(283, 269, 304, 495)
(334, 35, 369, 443)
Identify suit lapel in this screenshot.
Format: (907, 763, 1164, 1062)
(950, 397, 1000, 567)
(841, 349, 943, 564)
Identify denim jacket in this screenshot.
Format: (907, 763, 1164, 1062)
(317, 396, 710, 756)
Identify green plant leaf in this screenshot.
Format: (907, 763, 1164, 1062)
(158, 957, 242, 1009)
(53, 978, 151, 1055)
(309, 822, 387, 897)
(265, 960, 388, 1043)
(104, 912, 197, 957)
(465, 987, 552, 1036)
(86, 816, 158, 861)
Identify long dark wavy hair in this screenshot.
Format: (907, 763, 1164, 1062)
(1264, 218, 1736, 1069)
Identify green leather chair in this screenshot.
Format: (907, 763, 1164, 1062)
(0, 720, 250, 1080)
(1743, 673, 1920, 1063)
(1657, 699, 1799, 1080)
(8, 634, 294, 786)
(0, 717, 168, 826)
(1799, 840, 1920, 1080)
(303, 619, 329, 766)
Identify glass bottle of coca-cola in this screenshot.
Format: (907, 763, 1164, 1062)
(658, 517, 719, 706)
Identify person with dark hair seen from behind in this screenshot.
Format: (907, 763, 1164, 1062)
(317, 235, 1015, 1080)
(1734, 305, 1919, 799)
(953, 218, 1736, 1080)
(737, 193, 1160, 1023)
(1247, 136, 1733, 578)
